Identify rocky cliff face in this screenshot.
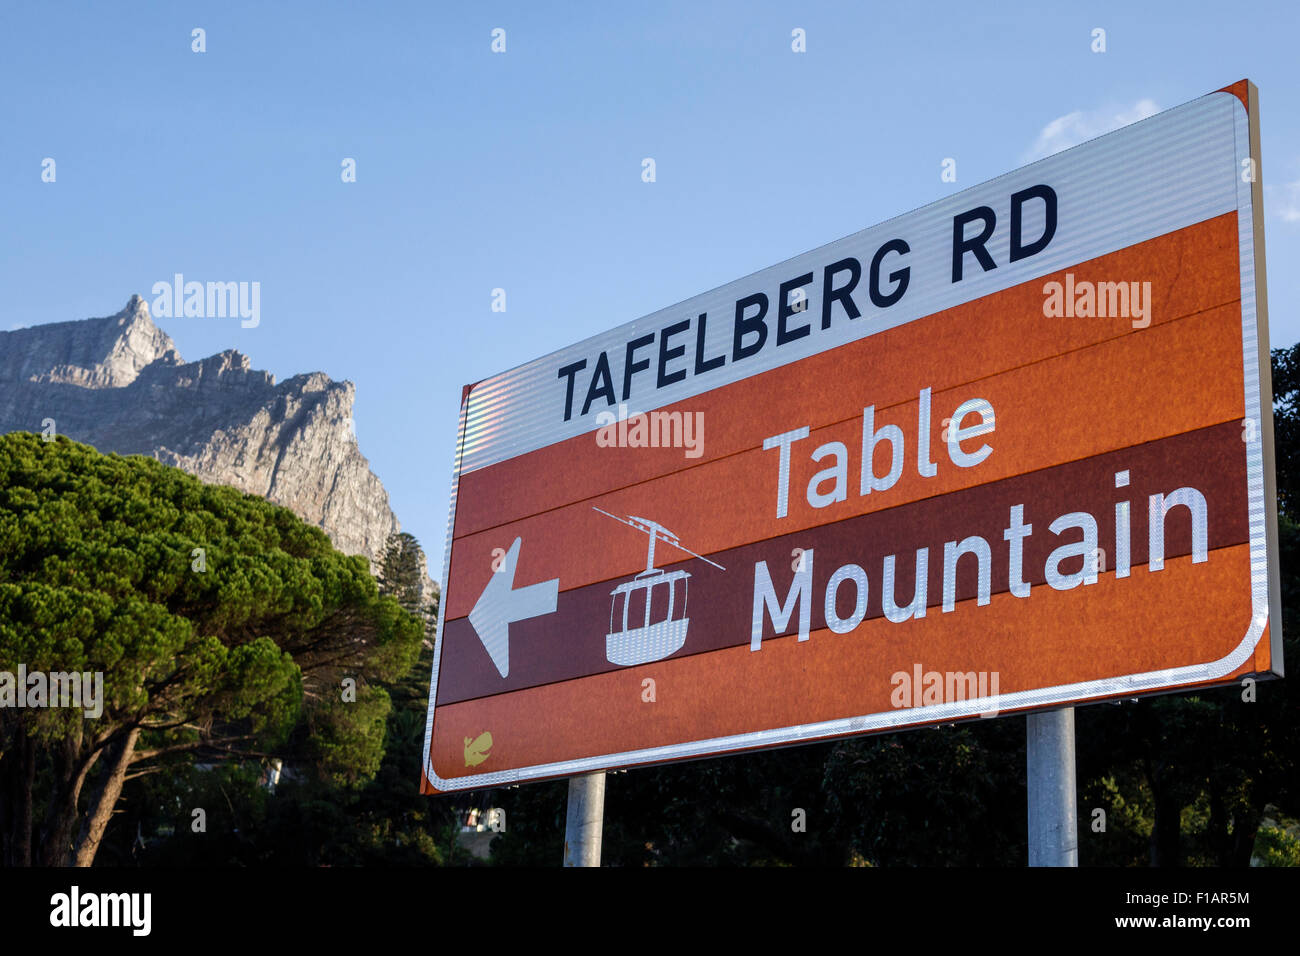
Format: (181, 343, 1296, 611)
(0, 296, 433, 601)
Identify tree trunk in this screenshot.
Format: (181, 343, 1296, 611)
(0, 751, 7, 865)
(1229, 808, 1262, 867)
(39, 733, 99, 865)
(0, 731, 35, 866)
(1149, 785, 1182, 867)
(74, 726, 140, 867)
(14, 731, 34, 866)
(1207, 792, 1230, 866)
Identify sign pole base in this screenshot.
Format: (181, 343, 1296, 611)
(1027, 707, 1078, 867)
(563, 772, 606, 867)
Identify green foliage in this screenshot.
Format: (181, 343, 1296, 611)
(380, 532, 428, 619)
(487, 721, 1027, 867)
(98, 533, 453, 866)
(1270, 342, 1300, 519)
(111, 630, 459, 866)
(1253, 818, 1300, 866)
(0, 433, 424, 864)
(307, 686, 392, 788)
(484, 781, 566, 866)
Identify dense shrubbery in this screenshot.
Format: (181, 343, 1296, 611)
(0, 434, 424, 865)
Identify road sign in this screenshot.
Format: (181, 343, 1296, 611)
(422, 80, 1281, 793)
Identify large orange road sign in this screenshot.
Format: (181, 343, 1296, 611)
(422, 81, 1281, 793)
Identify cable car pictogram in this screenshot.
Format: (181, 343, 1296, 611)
(594, 506, 725, 666)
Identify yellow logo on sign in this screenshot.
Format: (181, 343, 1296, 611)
(464, 731, 493, 767)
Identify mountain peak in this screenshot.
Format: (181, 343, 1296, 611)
(0, 297, 433, 602)
(0, 294, 182, 388)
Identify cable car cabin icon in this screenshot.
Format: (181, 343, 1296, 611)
(594, 507, 724, 666)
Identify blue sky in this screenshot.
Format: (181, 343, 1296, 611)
(2, 0, 1297, 567)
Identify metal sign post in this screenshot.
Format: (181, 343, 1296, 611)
(1026, 707, 1078, 866)
(562, 772, 606, 866)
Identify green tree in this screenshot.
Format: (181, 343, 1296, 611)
(380, 532, 430, 621)
(1269, 343, 1300, 516)
(0, 434, 423, 865)
(100, 534, 456, 867)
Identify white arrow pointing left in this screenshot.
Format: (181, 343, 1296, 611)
(468, 537, 560, 678)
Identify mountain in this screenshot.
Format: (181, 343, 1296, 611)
(0, 295, 435, 602)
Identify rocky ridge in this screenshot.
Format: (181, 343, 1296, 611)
(0, 296, 433, 602)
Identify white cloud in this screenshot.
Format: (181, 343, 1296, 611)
(1267, 174, 1300, 223)
(1023, 98, 1160, 163)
